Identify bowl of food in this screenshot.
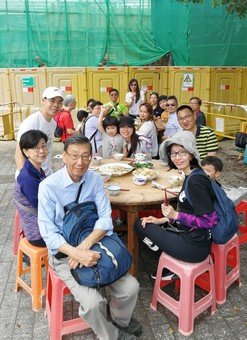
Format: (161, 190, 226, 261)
(91, 156, 102, 165)
(113, 153, 124, 161)
(100, 173, 112, 183)
(107, 184, 121, 196)
(134, 153, 146, 162)
(133, 175, 148, 186)
(167, 176, 183, 188)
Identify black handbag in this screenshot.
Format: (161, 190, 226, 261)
(235, 132, 247, 149)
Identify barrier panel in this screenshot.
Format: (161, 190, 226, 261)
(9, 68, 47, 115)
(241, 67, 247, 106)
(128, 66, 168, 98)
(86, 67, 128, 105)
(210, 67, 243, 117)
(0, 102, 23, 140)
(204, 101, 247, 139)
(0, 69, 11, 104)
(167, 66, 210, 110)
(46, 67, 87, 109)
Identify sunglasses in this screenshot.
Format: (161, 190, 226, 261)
(166, 103, 176, 107)
(130, 83, 137, 86)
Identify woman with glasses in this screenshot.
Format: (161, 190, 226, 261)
(135, 131, 217, 280)
(125, 78, 147, 117)
(13, 130, 49, 248)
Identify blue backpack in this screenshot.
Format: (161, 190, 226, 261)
(184, 168, 238, 244)
(62, 184, 132, 288)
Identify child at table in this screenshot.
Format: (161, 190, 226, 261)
(201, 156, 223, 182)
(98, 107, 127, 158)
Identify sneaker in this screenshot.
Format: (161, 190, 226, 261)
(151, 268, 179, 281)
(114, 318, 142, 337)
(117, 329, 137, 340)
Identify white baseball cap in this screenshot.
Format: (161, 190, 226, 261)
(42, 87, 64, 99)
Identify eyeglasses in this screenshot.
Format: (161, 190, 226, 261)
(169, 150, 188, 158)
(32, 144, 49, 152)
(178, 113, 194, 122)
(130, 83, 137, 86)
(110, 93, 118, 96)
(66, 152, 92, 161)
(166, 103, 176, 107)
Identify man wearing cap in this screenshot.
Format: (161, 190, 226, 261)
(104, 88, 128, 119)
(15, 87, 64, 176)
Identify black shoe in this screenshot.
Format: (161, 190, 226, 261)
(151, 268, 179, 281)
(114, 318, 142, 337)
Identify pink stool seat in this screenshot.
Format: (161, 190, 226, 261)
(211, 234, 241, 304)
(46, 266, 90, 340)
(150, 252, 216, 336)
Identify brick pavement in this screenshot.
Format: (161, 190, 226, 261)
(0, 140, 247, 340)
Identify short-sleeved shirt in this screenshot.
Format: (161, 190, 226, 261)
(136, 120, 158, 157)
(125, 90, 145, 117)
(56, 109, 75, 142)
(16, 111, 56, 177)
(163, 112, 183, 138)
(101, 133, 126, 158)
(83, 115, 102, 154)
(196, 125, 219, 159)
(104, 102, 128, 119)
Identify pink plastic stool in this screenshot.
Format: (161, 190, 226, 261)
(46, 266, 90, 340)
(13, 210, 24, 256)
(211, 234, 241, 304)
(236, 200, 247, 245)
(150, 252, 216, 336)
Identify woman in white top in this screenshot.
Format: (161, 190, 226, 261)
(125, 78, 146, 117)
(136, 103, 158, 158)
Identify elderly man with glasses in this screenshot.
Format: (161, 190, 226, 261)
(104, 88, 128, 119)
(38, 135, 141, 340)
(162, 95, 182, 140)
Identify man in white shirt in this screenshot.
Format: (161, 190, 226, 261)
(15, 87, 64, 176)
(162, 95, 182, 140)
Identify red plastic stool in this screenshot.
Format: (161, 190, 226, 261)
(150, 252, 216, 336)
(46, 266, 90, 340)
(13, 210, 24, 256)
(211, 234, 241, 304)
(236, 200, 247, 245)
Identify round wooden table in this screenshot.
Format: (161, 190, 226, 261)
(96, 159, 181, 276)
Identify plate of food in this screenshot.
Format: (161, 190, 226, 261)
(99, 163, 133, 176)
(132, 161, 153, 169)
(132, 168, 158, 181)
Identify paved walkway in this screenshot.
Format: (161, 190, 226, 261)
(0, 140, 247, 340)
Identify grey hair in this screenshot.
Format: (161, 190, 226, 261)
(63, 95, 76, 106)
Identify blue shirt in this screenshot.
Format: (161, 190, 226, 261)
(38, 165, 113, 255)
(17, 159, 46, 208)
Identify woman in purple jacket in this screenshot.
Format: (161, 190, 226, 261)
(13, 130, 48, 247)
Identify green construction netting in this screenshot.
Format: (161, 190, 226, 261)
(152, 0, 247, 66)
(0, 0, 247, 67)
(0, 0, 165, 68)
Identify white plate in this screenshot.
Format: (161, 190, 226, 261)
(132, 168, 158, 181)
(99, 163, 133, 176)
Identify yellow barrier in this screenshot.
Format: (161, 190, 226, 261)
(0, 102, 23, 140)
(204, 101, 247, 139)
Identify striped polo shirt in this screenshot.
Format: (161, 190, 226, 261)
(196, 125, 219, 159)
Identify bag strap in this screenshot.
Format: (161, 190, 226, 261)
(75, 182, 84, 203)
